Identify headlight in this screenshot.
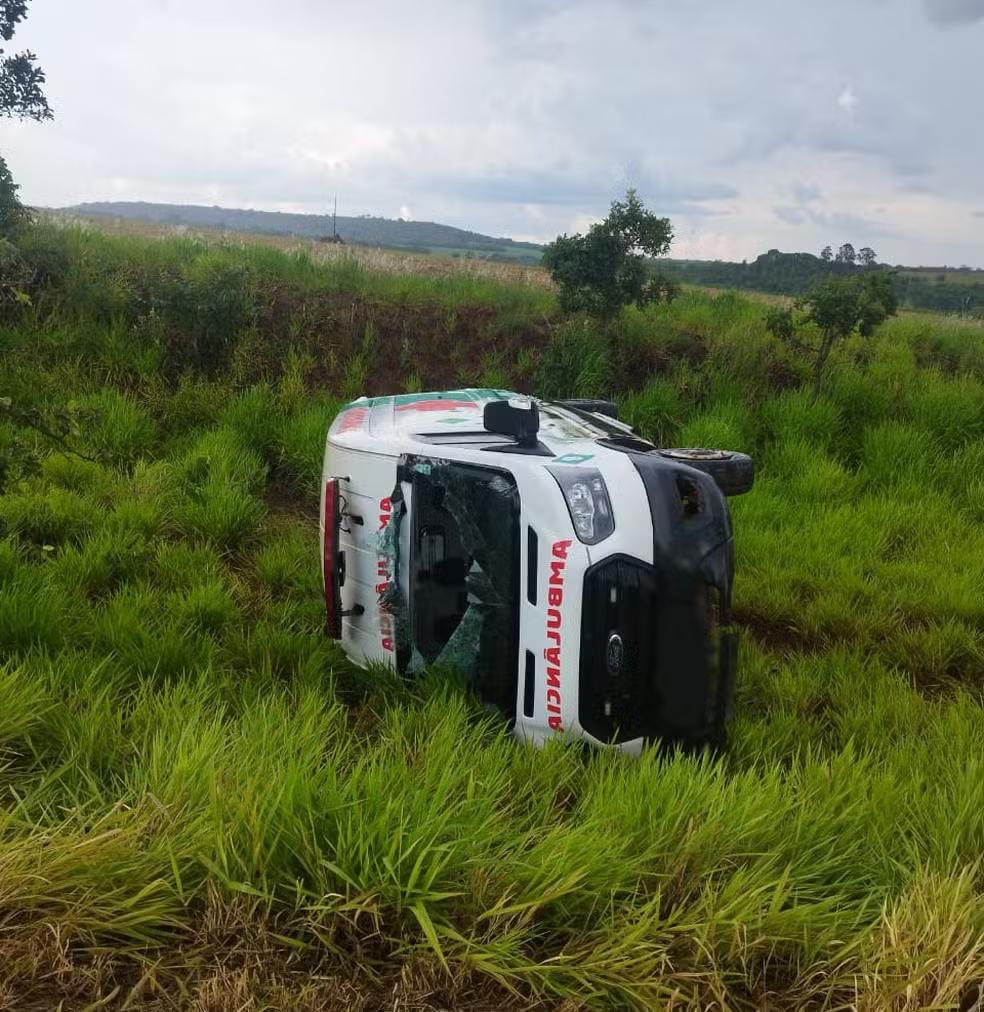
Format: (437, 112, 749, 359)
(549, 467, 615, 544)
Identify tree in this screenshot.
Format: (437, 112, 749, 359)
(0, 2, 51, 234)
(858, 246, 877, 267)
(0, 152, 25, 232)
(820, 245, 833, 262)
(541, 189, 675, 318)
(0, 0, 51, 121)
(835, 242, 856, 265)
(765, 272, 897, 398)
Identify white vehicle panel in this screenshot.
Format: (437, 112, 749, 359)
(321, 388, 740, 754)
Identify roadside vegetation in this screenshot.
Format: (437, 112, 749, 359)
(658, 247, 984, 316)
(2, 220, 984, 1009)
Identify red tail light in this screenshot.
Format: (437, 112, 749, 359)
(323, 478, 342, 638)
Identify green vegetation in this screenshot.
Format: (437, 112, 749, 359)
(66, 201, 545, 264)
(542, 189, 677, 318)
(659, 249, 984, 316)
(0, 0, 52, 123)
(65, 203, 984, 314)
(766, 272, 898, 398)
(0, 154, 26, 235)
(1, 0, 51, 240)
(2, 221, 984, 1008)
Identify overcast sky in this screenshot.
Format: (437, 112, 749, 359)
(2, 0, 983, 265)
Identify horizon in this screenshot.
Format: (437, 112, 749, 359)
(61, 199, 984, 271)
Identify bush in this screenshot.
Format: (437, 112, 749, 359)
(0, 155, 27, 236)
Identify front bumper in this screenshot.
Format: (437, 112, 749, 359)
(577, 451, 737, 747)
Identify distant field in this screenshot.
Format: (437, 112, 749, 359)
(897, 266, 984, 286)
(57, 211, 554, 290)
(2, 221, 984, 1008)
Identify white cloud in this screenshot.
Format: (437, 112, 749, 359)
(837, 87, 859, 115)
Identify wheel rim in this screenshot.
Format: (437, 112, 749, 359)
(660, 448, 732, 461)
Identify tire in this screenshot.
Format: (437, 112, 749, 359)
(658, 448, 755, 496)
(557, 398, 619, 420)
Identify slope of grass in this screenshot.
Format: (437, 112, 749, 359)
(1, 223, 984, 1009)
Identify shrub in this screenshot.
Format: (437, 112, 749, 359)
(0, 155, 27, 236)
(766, 272, 898, 398)
(165, 256, 256, 374)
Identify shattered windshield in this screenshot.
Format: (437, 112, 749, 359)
(405, 457, 520, 720)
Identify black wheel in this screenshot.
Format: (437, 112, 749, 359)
(659, 448, 754, 496)
(556, 398, 619, 420)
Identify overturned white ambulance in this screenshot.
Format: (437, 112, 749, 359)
(320, 389, 753, 752)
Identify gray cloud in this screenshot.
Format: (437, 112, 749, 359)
(923, 0, 984, 25)
(0, 0, 982, 265)
(422, 168, 736, 212)
(773, 204, 899, 239)
(773, 182, 899, 239)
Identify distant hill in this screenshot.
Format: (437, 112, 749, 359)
(62, 202, 544, 264)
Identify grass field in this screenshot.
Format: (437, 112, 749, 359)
(898, 267, 984, 287)
(2, 221, 984, 1009)
(54, 212, 553, 291)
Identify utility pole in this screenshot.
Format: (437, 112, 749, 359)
(332, 195, 337, 240)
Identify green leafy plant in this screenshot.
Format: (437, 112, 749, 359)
(542, 188, 677, 319)
(0, 0, 51, 121)
(766, 272, 898, 398)
(0, 396, 99, 467)
(0, 156, 27, 235)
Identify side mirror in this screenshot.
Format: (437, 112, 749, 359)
(483, 398, 540, 447)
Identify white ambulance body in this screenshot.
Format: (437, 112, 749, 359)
(320, 389, 752, 752)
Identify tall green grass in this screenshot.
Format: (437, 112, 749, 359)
(1, 222, 984, 1007)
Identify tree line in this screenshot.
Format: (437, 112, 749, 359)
(655, 248, 984, 316)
